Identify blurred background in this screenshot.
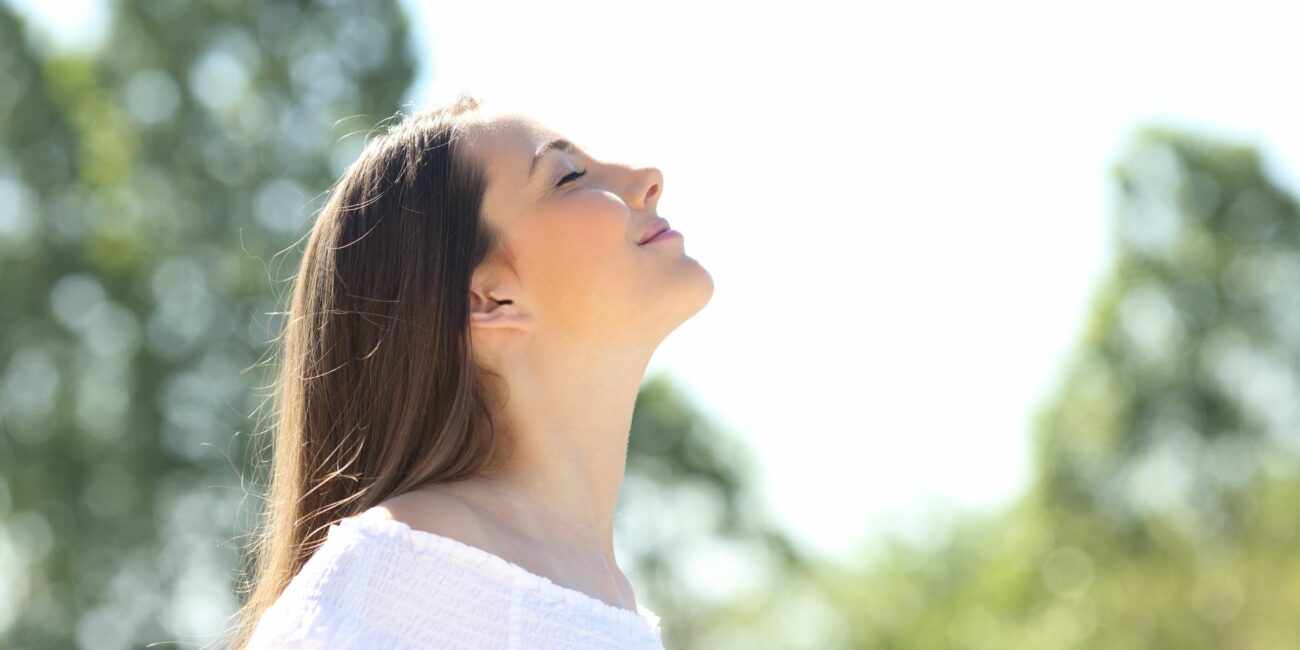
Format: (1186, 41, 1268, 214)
(2, 0, 1300, 647)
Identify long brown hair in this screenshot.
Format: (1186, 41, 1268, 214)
(223, 94, 511, 650)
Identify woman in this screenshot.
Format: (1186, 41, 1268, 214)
(225, 94, 714, 649)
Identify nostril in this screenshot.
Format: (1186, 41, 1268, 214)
(646, 183, 659, 202)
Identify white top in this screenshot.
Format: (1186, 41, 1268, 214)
(246, 510, 665, 649)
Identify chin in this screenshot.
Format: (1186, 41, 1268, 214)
(635, 260, 714, 335)
(670, 263, 715, 324)
(692, 265, 715, 309)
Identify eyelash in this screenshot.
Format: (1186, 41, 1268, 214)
(557, 168, 587, 187)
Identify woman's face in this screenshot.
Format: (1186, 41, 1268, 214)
(460, 110, 713, 351)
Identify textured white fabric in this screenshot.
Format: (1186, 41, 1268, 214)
(246, 510, 665, 649)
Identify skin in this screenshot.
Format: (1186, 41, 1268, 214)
(372, 106, 714, 613)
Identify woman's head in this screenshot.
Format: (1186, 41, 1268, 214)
(227, 95, 710, 649)
(454, 106, 714, 374)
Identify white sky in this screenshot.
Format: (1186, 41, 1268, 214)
(12, 0, 1300, 564)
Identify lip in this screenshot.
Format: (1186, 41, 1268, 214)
(637, 218, 672, 245)
(643, 228, 682, 244)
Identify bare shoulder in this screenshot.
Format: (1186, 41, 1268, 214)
(370, 484, 640, 612)
(368, 483, 559, 581)
(368, 484, 496, 549)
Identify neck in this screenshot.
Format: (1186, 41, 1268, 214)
(466, 332, 654, 566)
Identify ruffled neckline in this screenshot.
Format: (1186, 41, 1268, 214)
(329, 510, 662, 637)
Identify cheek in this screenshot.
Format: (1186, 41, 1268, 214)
(523, 193, 636, 317)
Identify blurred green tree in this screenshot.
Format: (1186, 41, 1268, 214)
(0, 0, 415, 647)
(815, 126, 1300, 649)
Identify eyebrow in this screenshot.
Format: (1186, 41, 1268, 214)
(528, 138, 577, 179)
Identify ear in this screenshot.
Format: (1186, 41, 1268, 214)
(469, 287, 532, 330)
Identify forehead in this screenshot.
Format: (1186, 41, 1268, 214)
(459, 112, 563, 219)
(461, 112, 559, 182)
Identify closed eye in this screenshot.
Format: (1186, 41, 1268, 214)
(557, 168, 587, 187)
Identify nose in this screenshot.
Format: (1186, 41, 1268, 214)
(630, 166, 663, 211)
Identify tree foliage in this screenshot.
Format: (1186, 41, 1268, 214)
(0, 1, 415, 646)
(817, 127, 1300, 649)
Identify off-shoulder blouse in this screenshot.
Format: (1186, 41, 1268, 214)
(245, 509, 664, 649)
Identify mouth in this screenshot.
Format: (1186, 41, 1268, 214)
(637, 219, 671, 245)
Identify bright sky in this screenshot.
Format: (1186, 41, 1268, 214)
(12, 0, 1300, 565)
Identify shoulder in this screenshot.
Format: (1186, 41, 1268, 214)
(368, 484, 500, 553)
(368, 483, 554, 580)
